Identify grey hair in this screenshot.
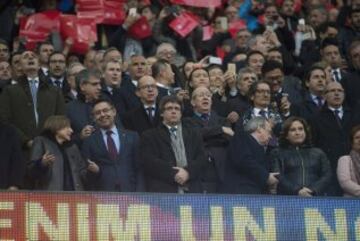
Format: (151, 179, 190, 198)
(236, 67, 257, 83)
(75, 69, 101, 90)
(244, 117, 268, 134)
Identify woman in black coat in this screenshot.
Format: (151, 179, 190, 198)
(271, 116, 332, 196)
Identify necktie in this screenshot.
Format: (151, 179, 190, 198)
(334, 109, 342, 127)
(315, 96, 323, 108)
(170, 127, 177, 139)
(29, 79, 39, 125)
(200, 113, 210, 124)
(146, 107, 155, 123)
(106, 130, 117, 161)
(259, 109, 267, 119)
(54, 79, 61, 88)
(332, 69, 340, 82)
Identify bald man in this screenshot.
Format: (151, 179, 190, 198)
(122, 75, 160, 134)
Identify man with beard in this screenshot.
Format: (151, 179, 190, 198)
(47, 52, 70, 97)
(0, 50, 65, 149)
(81, 99, 143, 192)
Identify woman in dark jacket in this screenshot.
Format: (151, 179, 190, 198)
(28, 115, 86, 191)
(271, 116, 331, 196)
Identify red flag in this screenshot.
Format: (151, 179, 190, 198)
(202, 25, 214, 41)
(102, 1, 125, 25)
(168, 12, 199, 38)
(60, 15, 97, 54)
(76, 0, 125, 25)
(19, 10, 61, 49)
(128, 16, 152, 39)
(169, 0, 221, 8)
(228, 19, 247, 38)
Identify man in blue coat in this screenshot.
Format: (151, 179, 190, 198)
(222, 117, 279, 194)
(81, 99, 143, 192)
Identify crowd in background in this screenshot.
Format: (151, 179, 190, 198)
(0, 0, 360, 197)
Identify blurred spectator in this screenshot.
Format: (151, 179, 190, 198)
(0, 122, 25, 190)
(337, 125, 360, 197)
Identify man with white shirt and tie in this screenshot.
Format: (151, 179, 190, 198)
(81, 99, 143, 192)
(311, 82, 360, 196)
(123, 75, 160, 135)
(320, 38, 345, 83)
(291, 66, 327, 121)
(140, 95, 207, 193)
(0, 50, 65, 150)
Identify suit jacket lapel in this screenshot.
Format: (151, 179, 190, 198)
(94, 130, 110, 160)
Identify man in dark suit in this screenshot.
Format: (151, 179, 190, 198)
(152, 59, 176, 100)
(123, 75, 160, 135)
(262, 60, 303, 106)
(0, 50, 65, 149)
(118, 54, 147, 113)
(66, 68, 114, 145)
(64, 62, 85, 102)
(222, 117, 279, 194)
(47, 52, 70, 97)
(139, 96, 207, 193)
(320, 38, 346, 84)
(290, 66, 327, 121)
(37, 41, 54, 78)
(311, 82, 360, 196)
(186, 86, 234, 193)
(81, 99, 143, 192)
(100, 60, 126, 117)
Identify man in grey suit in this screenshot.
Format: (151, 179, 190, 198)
(81, 99, 143, 192)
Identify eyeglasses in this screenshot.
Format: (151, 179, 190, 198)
(138, 84, 157, 90)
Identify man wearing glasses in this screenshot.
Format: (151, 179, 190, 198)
(123, 75, 160, 135)
(139, 95, 207, 193)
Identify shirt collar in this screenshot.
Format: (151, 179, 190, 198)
(100, 125, 118, 136)
(132, 80, 138, 87)
(253, 107, 269, 116)
(156, 82, 171, 90)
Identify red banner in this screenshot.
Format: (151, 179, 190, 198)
(19, 10, 61, 49)
(76, 0, 125, 25)
(169, 0, 222, 8)
(168, 12, 199, 38)
(60, 15, 97, 54)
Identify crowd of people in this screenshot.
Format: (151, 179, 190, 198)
(0, 0, 360, 197)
